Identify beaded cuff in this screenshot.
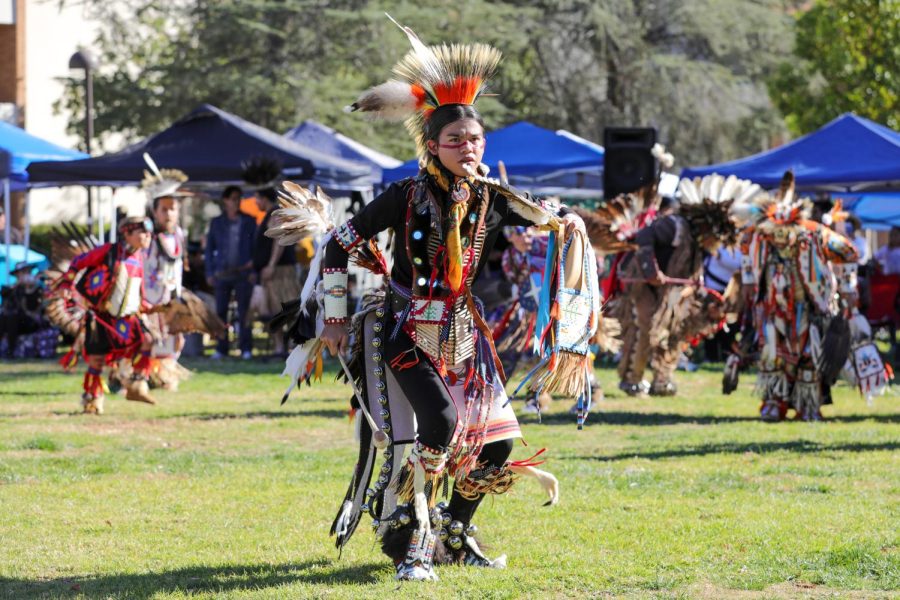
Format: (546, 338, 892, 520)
(411, 440, 448, 475)
(323, 268, 349, 323)
(332, 221, 363, 253)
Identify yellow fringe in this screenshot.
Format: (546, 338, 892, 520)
(528, 351, 588, 397)
(396, 464, 446, 507)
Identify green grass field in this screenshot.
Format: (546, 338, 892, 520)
(0, 357, 897, 599)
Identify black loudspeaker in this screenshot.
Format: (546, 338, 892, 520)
(603, 127, 657, 200)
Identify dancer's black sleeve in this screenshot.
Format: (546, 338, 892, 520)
(323, 181, 410, 271)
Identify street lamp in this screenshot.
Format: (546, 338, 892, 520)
(69, 49, 97, 228)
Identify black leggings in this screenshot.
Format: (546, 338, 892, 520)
(448, 438, 513, 525)
(384, 328, 459, 450)
(385, 327, 515, 526)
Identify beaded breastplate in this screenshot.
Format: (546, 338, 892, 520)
(399, 178, 489, 365)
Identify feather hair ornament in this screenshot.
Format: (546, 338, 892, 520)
(141, 153, 189, 201)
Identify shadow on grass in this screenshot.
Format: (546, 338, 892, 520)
(531, 410, 759, 427)
(527, 410, 900, 427)
(179, 357, 341, 378)
(563, 440, 900, 462)
(0, 390, 66, 396)
(0, 560, 386, 599)
(0, 369, 71, 382)
(161, 408, 351, 421)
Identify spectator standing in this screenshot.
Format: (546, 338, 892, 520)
(874, 226, 900, 274)
(846, 215, 870, 266)
(205, 186, 256, 359)
(0, 206, 24, 245)
(252, 187, 300, 357)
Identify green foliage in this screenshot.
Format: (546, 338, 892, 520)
(769, 0, 900, 135)
(58, 0, 795, 167)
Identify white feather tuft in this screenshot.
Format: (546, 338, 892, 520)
(142, 153, 162, 178)
(651, 143, 675, 169)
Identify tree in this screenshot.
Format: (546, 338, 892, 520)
(58, 0, 793, 167)
(769, 0, 899, 135)
(504, 0, 794, 166)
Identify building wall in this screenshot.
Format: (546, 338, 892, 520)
(23, 0, 143, 227)
(0, 0, 25, 125)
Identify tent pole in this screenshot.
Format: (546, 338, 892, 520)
(86, 185, 93, 237)
(110, 188, 117, 243)
(98, 187, 105, 244)
(3, 178, 10, 280)
(23, 189, 30, 250)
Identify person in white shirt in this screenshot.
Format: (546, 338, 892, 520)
(874, 227, 900, 274)
(844, 215, 870, 266)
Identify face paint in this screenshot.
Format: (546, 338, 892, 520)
(428, 118, 486, 178)
(438, 138, 485, 150)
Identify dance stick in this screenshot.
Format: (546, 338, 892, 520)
(337, 354, 390, 449)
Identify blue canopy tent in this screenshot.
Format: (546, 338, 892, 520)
(0, 120, 88, 189)
(284, 120, 401, 186)
(840, 193, 900, 231)
(1, 122, 88, 277)
(27, 104, 373, 190)
(382, 121, 605, 195)
(681, 113, 900, 192)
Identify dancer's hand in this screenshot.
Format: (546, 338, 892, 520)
(562, 213, 585, 237)
(321, 322, 349, 356)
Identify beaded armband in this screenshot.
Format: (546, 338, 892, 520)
(332, 221, 363, 253)
(323, 268, 349, 324)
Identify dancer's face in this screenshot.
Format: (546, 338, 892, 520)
(700, 235, 721, 253)
(153, 197, 180, 233)
(509, 227, 534, 252)
(124, 227, 152, 251)
(427, 118, 486, 178)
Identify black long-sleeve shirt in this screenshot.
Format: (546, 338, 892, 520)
(323, 179, 536, 289)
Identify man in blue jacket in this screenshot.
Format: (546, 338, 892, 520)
(205, 186, 256, 359)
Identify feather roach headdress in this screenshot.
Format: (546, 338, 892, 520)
(142, 153, 189, 201)
(764, 171, 811, 225)
(347, 14, 502, 160)
(242, 156, 284, 203)
(677, 174, 763, 246)
(241, 156, 283, 190)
